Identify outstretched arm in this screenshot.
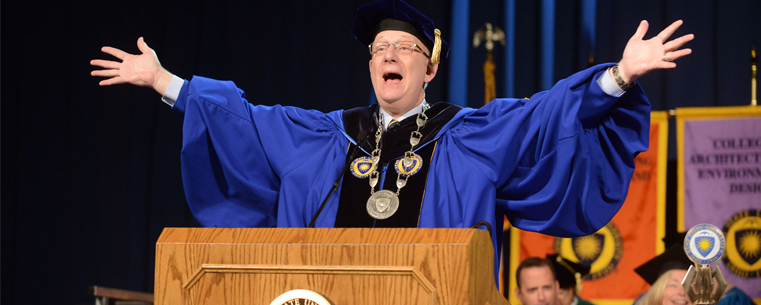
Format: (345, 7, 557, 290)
(90, 37, 175, 96)
(616, 20, 694, 84)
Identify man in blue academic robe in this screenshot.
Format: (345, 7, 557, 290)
(92, 0, 694, 283)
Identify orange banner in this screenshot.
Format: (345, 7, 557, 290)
(508, 112, 668, 305)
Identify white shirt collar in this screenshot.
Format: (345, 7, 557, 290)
(378, 100, 430, 131)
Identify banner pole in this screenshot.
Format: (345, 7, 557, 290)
(752, 46, 757, 106)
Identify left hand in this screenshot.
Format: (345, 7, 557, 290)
(91, 37, 174, 96)
(618, 20, 694, 84)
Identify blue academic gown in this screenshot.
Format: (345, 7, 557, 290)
(719, 287, 754, 305)
(171, 63, 650, 282)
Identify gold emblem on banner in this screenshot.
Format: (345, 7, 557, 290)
(554, 222, 623, 280)
(722, 209, 761, 278)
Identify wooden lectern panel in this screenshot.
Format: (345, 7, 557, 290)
(155, 228, 510, 305)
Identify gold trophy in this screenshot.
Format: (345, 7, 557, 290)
(682, 224, 728, 305)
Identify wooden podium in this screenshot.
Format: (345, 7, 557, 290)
(155, 228, 511, 305)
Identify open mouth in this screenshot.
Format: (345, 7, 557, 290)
(383, 72, 403, 83)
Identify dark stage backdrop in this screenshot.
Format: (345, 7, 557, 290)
(2, 0, 759, 304)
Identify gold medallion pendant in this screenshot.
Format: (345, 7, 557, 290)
(366, 190, 400, 220)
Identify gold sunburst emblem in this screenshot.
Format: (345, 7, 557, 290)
(554, 222, 623, 280)
(739, 230, 760, 258)
(698, 238, 714, 252)
(574, 236, 602, 261)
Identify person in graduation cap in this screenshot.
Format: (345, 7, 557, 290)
(547, 254, 595, 305)
(91, 0, 694, 284)
(633, 245, 754, 305)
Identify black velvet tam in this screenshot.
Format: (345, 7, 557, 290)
(350, 0, 449, 58)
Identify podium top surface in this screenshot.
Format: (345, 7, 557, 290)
(157, 227, 490, 246)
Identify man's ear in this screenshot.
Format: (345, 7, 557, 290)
(425, 62, 439, 83)
(515, 286, 522, 301)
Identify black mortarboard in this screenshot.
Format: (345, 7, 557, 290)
(547, 254, 591, 294)
(350, 0, 450, 64)
(634, 244, 694, 286)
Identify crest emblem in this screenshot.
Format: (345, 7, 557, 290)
(722, 209, 761, 278)
(270, 289, 334, 305)
(366, 190, 399, 220)
(555, 222, 623, 280)
(375, 198, 390, 212)
(735, 229, 761, 266)
(684, 223, 725, 265)
(694, 236, 716, 257)
(350, 156, 376, 179)
(394, 153, 423, 176)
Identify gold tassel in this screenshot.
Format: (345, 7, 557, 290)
(483, 53, 496, 104)
(431, 29, 442, 65)
(752, 46, 757, 106)
(555, 256, 584, 295)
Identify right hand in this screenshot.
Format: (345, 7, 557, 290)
(617, 20, 694, 84)
(91, 37, 173, 95)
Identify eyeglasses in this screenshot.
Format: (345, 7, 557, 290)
(368, 41, 430, 58)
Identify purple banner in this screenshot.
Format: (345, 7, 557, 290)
(683, 116, 761, 298)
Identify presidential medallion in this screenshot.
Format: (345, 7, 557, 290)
(366, 190, 399, 219)
(350, 156, 376, 179)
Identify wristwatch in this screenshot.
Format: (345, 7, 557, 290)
(611, 65, 633, 91)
